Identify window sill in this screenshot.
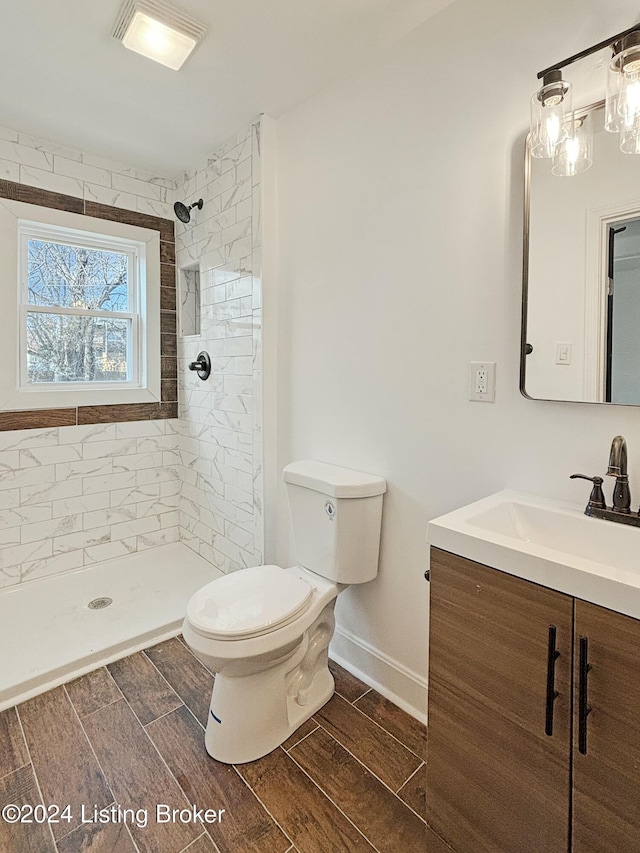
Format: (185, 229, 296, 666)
(5, 385, 161, 411)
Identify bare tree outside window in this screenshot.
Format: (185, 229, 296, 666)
(25, 239, 132, 383)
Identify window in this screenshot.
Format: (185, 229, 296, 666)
(19, 222, 145, 391)
(0, 199, 162, 413)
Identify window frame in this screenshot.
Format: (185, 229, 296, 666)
(0, 197, 163, 414)
(18, 221, 147, 393)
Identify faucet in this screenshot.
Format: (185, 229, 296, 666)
(571, 435, 640, 527)
(607, 435, 631, 512)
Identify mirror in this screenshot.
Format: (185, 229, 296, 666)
(522, 100, 640, 404)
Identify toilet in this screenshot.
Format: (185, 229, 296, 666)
(182, 459, 386, 764)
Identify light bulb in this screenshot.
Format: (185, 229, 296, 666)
(565, 137, 579, 164)
(545, 114, 561, 148)
(620, 77, 640, 127)
(552, 113, 593, 177)
(140, 19, 172, 56)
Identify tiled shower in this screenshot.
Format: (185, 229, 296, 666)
(0, 119, 264, 591)
(175, 121, 264, 571)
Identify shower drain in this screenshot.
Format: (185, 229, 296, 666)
(88, 597, 113, 610)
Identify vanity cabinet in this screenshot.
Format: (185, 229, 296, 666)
(426, 548, 640, 853)
(572, 600, 640, 853)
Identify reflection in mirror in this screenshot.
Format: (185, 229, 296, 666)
(522, 101, 640, 404)
(607, 218, 640, 403)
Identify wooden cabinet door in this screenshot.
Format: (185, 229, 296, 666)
(573, 600, 640, 853)
(426, 549, 573, 853)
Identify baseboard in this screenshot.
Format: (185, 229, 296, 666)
(329, 625, 427, 724)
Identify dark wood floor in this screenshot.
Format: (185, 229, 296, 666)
(0, 637, 447, 853)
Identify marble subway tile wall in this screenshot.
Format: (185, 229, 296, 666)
(175, 121, 264, 573)
(180, 267, 201, 337)
(0, 127, 181, 588)
(0, 125, 175, 219)
(0, 420, 181, 589)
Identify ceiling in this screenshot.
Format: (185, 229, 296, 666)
(0, 0, 454, 177)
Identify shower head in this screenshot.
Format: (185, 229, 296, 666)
(173, 198, 203, 223)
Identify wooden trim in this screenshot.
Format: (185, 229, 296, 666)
(83, 201, 175, 242)
(78, 403, 164, 424)
(161, 287, 177, 311)
(160, 311, 177, 334)
(159, 402, 178, 419)
(161, 263, 177, 285)
(0, 181, 176, 431)
(161, 333, 177, 357)
(0, 408, 77, 431)
(160, 241, 176, 263)
(161, 380, 178, 402)
(0, 179, 84, 213)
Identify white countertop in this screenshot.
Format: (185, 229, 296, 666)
(427, 490, 640, 620)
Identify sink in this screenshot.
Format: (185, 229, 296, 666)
(427, 490, 640, 620)
(466, 497, 640, 570)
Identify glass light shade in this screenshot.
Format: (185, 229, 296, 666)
(122, 11, 197, 70)
(617, 68, 640, 130)
(552, 113, 593, 176)
(620, 120, 640, 153)
(530, 79, 573, 159)
(605, 62, 624, 131)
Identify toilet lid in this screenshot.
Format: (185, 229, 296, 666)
(186, 565, 313, 640)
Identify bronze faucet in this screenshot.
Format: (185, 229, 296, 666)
(607, 435, 631, 513)
(571, 435, 640, 527)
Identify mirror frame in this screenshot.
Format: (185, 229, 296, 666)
(517, 99, 638, 406)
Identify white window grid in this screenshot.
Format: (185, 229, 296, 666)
(18, 220, 146, 392)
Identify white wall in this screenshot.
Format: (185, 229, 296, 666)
(270, 0, 640, 718)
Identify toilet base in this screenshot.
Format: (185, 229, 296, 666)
(204, 606, 336, 764)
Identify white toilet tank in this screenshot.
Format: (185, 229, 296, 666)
(283, 460, 386, 584)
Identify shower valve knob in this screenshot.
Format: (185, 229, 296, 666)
(188, 351, 211, 380)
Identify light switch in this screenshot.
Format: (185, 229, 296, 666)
(555, 342, 572, 365)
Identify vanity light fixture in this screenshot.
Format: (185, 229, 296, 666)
(552, 113, 593, 176)
(531, 22, 640, 175)
(113, 0, 207, 71)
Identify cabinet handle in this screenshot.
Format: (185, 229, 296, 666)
(545, 625, 561, 736)
(578, 636, 592, 755)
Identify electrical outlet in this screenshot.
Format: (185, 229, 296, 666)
(469, 361, 496, 402)
(475, 368, 488, 393)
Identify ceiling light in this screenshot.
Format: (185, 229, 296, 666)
(113, 0, 207, 71)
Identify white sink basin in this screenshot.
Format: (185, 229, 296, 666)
(427, 491, 640, 619)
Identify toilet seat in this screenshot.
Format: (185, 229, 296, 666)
(186, 564, 313, 641)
